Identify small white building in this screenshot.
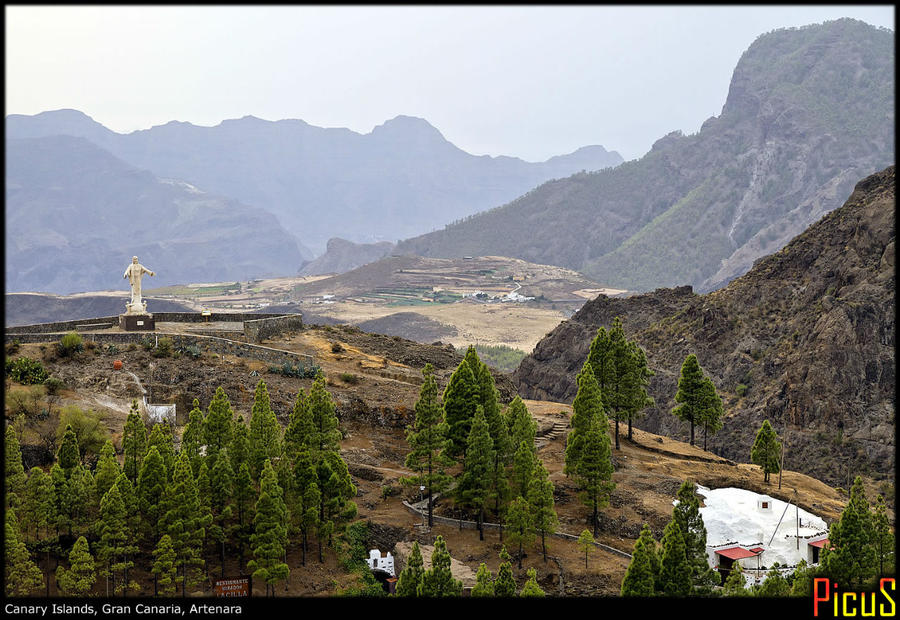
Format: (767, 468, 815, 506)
(366, 549, 395, 577)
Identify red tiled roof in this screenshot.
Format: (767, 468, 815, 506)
(748, 547, 765, 553)
(808, 538, 830, 549)
(715, 546, 761, 560)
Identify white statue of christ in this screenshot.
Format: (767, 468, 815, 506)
(123, 256, 155, 314)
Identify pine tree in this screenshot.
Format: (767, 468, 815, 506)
(789, 559, 815, 597)
(207, 452, 235, 579)
(5, 510, 44, 596)
(576, 417, 614, 537)
(22, 467, 56, 595)
(146, 423, 176, 481)
(603, 317, 631, 450)
(94, 440, 122, 501)
(872, 494, 895, 578)
(442, 358, 478, 460)
(233, 462, 255, 571)
(22, 467, 54, 543)
(283, 389, 313, 464)
(623, 342, 655, 442)
(565, 362, 606, 476)
(249, 380, 282, 482)
(672, 354, 705, 446)
(181, 399, 206, 477)
(56, 535, 96, 596)
(512, 439, 537, 499)
(306, 376, 341, 458)
(821, 476, 876, 588)
(403, 364, 454, 528)
(248, 459, 290, 596)
(57, 423, 81, 475)
(672, 480, 717, 590)
(493, 546, 517, 597)
(756, 564, 790, 596)
(70, 465, 98, 538)
(114, 474, 140, 595)
(519, 568, 545, 597)
(290, 445, 319, 566)
(151, 534, 178, 596)
(621, 524, 658, 596)
(472, 356, 512, 527)
(506, 495, 535, 569)
(505, 396, 537, 451)
(456, 405, 494, 541)
(419, 535, 463, 596)
(316, 452, 357, 563)
(138, 446, 168, 541)
(394, 541, 425, 597)
(5, 426, 27, 510)
(698, 376, 724, 452)
(723, 561, 748, 596)
(750, 420, 781, 483)
(97, 483, 128, 596)
(577, 529, 595, 569)
(50, 463, 71, 537)
(203, 387, 234, 459)
(658, 520, 692, 596)
(229, 415, 250, 476)
(470, 562, 495, 597)
(161, 451, 210, 596)
(122, 403, 147, 482)
(527, 462, 558, 562)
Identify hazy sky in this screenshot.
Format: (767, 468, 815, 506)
(5, 5, 895, 162)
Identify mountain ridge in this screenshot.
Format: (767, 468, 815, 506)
(6, 110, 624, 256)
(397, 19, 894, 293)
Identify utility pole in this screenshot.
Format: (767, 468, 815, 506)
(779, 427, 786, 490)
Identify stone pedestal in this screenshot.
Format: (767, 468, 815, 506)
(119, 314, 155, 331)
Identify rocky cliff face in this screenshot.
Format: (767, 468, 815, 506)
(514, 166, 895, 486)
(299, 237, 396, 276)
(398, 19, 894, 295)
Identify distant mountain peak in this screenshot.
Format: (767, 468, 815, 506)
(371, 115, 446, 140)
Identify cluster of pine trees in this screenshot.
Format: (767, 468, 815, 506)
(620, 480, 719, 596)
(5, 376, 358, 597)
(403, 349, 558, 564)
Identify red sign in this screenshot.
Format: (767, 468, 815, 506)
(214, 577, 250, 597)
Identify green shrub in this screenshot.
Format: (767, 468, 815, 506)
(140, 337, 154, 351)
(105, 344, 119, 355)
(736, 384, 748, 397)
(153, 337, 173, 358)
(339, 373, 360, 385)
(43, 376, 65, 396)
(5, 339, 21, 355)
(6, 356, 49, 385)
(176, 344, 201, 359)
(58, 332, 84, 357)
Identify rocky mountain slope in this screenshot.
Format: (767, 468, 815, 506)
(398, 19, 894, 293)
(299, 237, 396, 276)
(5, 112, 623, 256)
(5, 136, 304, 294)
(514, 166, 895, 487)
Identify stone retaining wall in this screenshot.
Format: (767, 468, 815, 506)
(6, 316, 121, 334)
(243, 314, 303, 343)
(6, 312, 295, 334)
(5, 331, 315, 368)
